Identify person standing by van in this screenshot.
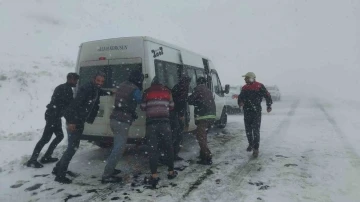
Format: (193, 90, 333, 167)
(101, 70, 144, 183)
(188, 77, 216, 165)
(26, 73, 79, 168)
(238, 72, 272, 158)
(170, 76, 191, 161)
(53, 72, 113, 184)
(141, 77, 178, 188)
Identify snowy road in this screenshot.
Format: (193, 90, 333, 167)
(1, 96, 360, 202)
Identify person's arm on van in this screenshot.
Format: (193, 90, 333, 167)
(140, 90, 148, 111)
(99, 89, 114, 96)
(64, 86, 89, 131)
(188, 88, 199, 106)
(169, 93, 174, 111)
(133, 89, 142, 104)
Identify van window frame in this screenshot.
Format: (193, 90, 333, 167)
(183, 65, 206, 93)
(211, 70, 224, 97)
(154, 59, 182, 89)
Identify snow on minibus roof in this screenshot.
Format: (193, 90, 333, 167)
(80, 36, 210, 60)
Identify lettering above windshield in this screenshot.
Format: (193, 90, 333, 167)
(97, 45, 128, 51)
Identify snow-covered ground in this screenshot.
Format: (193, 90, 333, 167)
(1, 96, 360, 202)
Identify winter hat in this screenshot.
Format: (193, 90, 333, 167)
(196, 77, 206, 85)
(180, 75, 191, 83)
(242, 72, 256, 79)
(128, 70, 144, 84)
(151, 76, 161, 85)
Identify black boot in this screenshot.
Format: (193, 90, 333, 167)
(174, 155, 184, 161)
(40, 156, 59, 164)
(167, 171, 178, 180)
(55, 176, 72, 184)
(197, 158, 213, 165)
(246, 145, 253, 152)
(112, 169, 122, 176)
(144, 176, 160, 188)
(101, 176, 122, 184)
(26, 160, 44, 168)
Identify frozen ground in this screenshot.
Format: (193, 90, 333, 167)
(1, 96, 360, 202)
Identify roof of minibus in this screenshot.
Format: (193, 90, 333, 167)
(80, 36, 210, 60)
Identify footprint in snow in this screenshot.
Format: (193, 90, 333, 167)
(275, 155, 289, 158)
(25, 183, 43, 192)
(259, 185, 270, 190)
(10, 180, 30, 188)
(284, 164, 298, 167)
(33, 174, 49, 178)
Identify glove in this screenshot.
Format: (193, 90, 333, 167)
(267, 106, 272, 113)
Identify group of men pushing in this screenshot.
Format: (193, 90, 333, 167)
(25, 70, 272, 188)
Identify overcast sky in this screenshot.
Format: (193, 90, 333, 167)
(1, 0, 359, 99)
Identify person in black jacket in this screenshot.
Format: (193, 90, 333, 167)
(26, 73, 79, 168)
(238, 72, 272, 158)
(170, 76, 191, 160)
(188, 77, 216, 165)
(53, 71, 113, 184)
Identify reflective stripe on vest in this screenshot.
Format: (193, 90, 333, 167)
(195, 115, 216, 120)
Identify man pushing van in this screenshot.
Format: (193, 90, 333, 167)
(53, 72, 114, 184)
(101, 70, 144, 183)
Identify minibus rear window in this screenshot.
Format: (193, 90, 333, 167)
(79, 63, 142, 88)
(79, 66, 107, 86)
(110, 63, 142, 88)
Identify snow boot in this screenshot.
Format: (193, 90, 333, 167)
(174, 155, 184, 161)
(246, 145, 253, 152)
(253, 149, 259, 158)
(112, 169, 122, 176)
(26, 160, 44, 168)
(167, 171, 178, 180)
(40, 156, 59, 164)
(144, 176, 160, 188)
(52, 168, 79, 177)
(101, 176, 122, 184)
(197, 158, 213, 165)
(55, 176, 72, 184)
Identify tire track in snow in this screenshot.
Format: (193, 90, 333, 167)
(315, 101, 360, 201)
(85, 124, 244, 202)
(182, 99, 300, 201)
(316, 102, 360, 167)
(207, 99, 301, 201)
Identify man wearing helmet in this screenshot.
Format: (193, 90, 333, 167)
(238, 72, 272, 157)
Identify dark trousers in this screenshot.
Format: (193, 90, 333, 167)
(29, 118, 64, 161)
(146, 122, 174, 174)
(55, 124, 84, 177)
(244, 110, 262, 150)
(170, 111, 184, 156)
(194, 119, 213, 160)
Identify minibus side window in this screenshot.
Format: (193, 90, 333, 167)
(186, 67, 197, 93)
(154, 60, 180, 89)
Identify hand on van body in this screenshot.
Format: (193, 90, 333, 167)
(67, 124, 76, 133)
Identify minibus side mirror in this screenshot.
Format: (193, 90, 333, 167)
(224, 84, 230, 94)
